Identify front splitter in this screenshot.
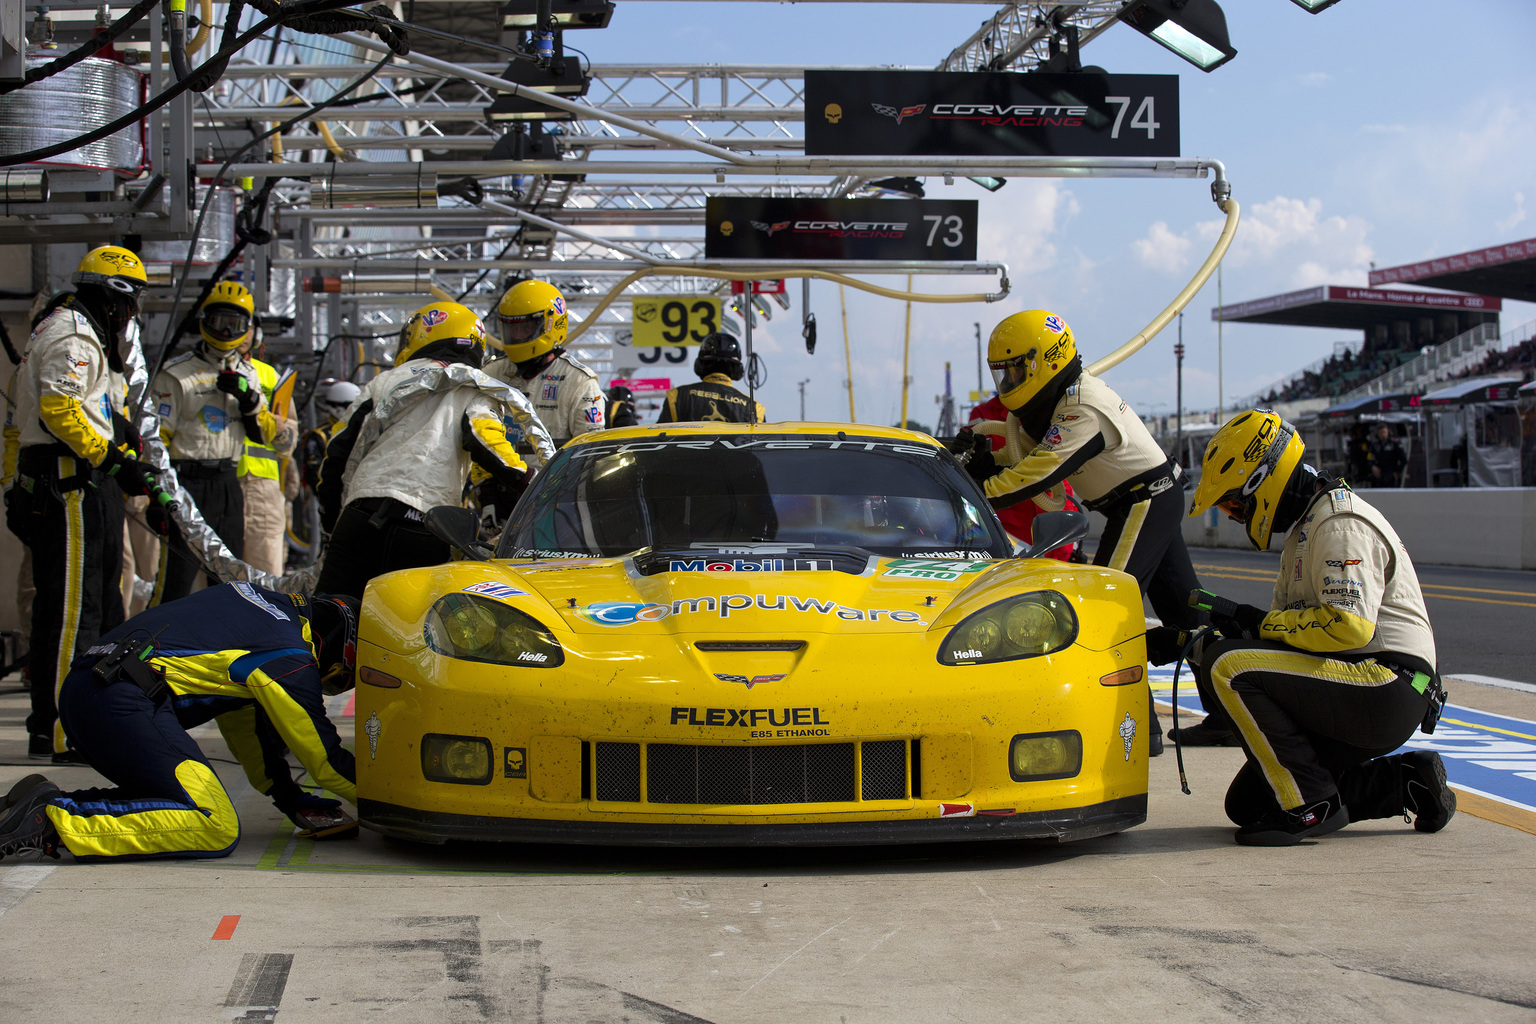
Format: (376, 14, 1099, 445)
(359, 794, 1147, 847)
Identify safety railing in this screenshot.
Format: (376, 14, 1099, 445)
(1344, 321, 1517, 399)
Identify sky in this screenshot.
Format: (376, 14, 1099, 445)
(574, 0, 1536, 427)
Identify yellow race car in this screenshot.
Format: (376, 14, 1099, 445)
(355, 422, 1150, 846)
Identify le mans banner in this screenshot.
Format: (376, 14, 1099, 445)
(805, 70, 1179, 158)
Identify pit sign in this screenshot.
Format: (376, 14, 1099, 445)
(631, 295, 724, 347)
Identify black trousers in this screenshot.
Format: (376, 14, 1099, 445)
(315, 497, 450, 600)
(153, 462, 244, 605)
(17, 448, 125, 749)
(1192, 638, 1429, 820)
(1094, 486, 1204, 737)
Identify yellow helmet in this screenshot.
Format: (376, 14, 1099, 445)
(73, 245, 147, 308)
(987, 310, 1079, 411)
(198, 280, 256, 352)
(395, 301, 488, 367)
(1188, 409, 1305, 551)
(496, 279, 568, 363)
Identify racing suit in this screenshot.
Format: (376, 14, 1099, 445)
(1191, 484, 1440, 825)
(967, 395, 1077, 559)
(980, 371, 1200, 630)
(658, 372, 765, 424)
(7, 299, 137, 754)
(151, 347, 276, 603)
(315, 359, 529, 599)
(488, 349, 605, 447)
(45, 583, 355, 859)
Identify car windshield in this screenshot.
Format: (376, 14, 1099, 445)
(497, 433, 1009, 560)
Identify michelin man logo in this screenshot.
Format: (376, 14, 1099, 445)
(365, 711, 382, 760)
(1119, 712, 1136, 761)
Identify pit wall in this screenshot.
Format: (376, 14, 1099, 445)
(1173, 487, 1536, 570)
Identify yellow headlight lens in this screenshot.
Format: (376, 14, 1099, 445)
(1009, 731, 1082, 781)
(421, 734, 493, 784)
(940, 591, 1077, 665)
(424, 592, 564, 667)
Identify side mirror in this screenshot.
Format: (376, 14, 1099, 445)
(426, 505, 490, 562)
(1016, 510, 1089, 559)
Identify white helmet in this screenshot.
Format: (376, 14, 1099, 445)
(322, 380, 361, 415)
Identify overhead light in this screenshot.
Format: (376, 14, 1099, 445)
(1289, 0, 1342, 10)
(966, 176, 1007, 193)
(1117, 0, 1237, 72)
(485, 59, 591, 121)
(501, 0, 614, 30)
(865, 176, 925, 199)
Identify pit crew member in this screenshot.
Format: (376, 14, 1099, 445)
(657, 333, 765, 424)
(487, 279, 605, 446)
(1183, 409, 1454, 846)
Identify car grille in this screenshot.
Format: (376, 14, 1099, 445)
(592, 740, 912, 805)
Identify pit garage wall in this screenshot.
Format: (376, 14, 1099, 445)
(1175, 488, 1536, 570)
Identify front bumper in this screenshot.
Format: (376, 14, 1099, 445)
(359, 794, 1147, 847)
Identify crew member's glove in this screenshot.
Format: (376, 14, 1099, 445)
(1145, 625, 1192, 666)
(216, 369, 261, 414)
(963, 432, 997, 484)
(145, 486, 177, 536)
(111, 409, 146, 461)
(273, 790, 358, 841)
(1212, 603, 1266, 640)
(98, 444, 156, 497)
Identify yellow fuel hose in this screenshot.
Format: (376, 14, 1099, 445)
(1087, 197, 1240, 376)
(565, 265, 1007, 345)
(187, 0, 212, 55)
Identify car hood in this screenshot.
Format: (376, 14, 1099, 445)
(436, 555, 1142, 650)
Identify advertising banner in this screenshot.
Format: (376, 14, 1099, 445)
(805, 70, 1179, 158)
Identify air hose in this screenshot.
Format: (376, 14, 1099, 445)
(565, 266, 1011, 345)
(168, 0, 191, 84)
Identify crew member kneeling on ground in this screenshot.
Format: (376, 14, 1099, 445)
(1179, 409, 1455, 846)
(0, 585, 359, 860)
(958, 310, 1203, 754)
(315, 302, 527, 600)
(657, 333, 764, 423)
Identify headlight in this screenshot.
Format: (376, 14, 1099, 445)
(1010, 731, 1082, 782)
(421, 734, 493, 784)
(938, 591, 1076, 665)
(423, 593, 565, 667)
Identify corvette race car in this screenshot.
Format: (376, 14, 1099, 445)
(355, 422, 1150, 846)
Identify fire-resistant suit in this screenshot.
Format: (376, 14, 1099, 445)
(315, 361, 543, 600)
(8, 299, 150, 755)
(237, 356, 297, 575)
(657, 372, 765, 424)
(488, 350, 605, 447)
(41, 583, 356, 859)
(151, 346, 276, 602)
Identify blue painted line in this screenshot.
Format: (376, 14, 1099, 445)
(1148, 667, 1536, 816)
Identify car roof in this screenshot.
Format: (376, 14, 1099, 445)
(567, 421, 946, 449)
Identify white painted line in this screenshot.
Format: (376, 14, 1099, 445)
(0, 864, 55, 918)
(1445, 674, 1536, 695)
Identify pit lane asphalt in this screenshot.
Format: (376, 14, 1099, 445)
(1, 664, 1534, 1021)
(1179, 545, 1536, 684)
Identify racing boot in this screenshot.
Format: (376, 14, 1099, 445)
(1167, 719, 1242, 747)
(1234, 795, 1348, 847)
(0, 775, 61, 860)
(1401, 751, 1456, 833)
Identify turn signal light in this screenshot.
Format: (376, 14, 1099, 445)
(1099, 666, 1144, 687)
(359, 666, 401, 688)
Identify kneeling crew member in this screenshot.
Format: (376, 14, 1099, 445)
(316, 302, 528, 600)
(962, 310, 1203, 753)
(489, 279, 605, 446)
(152, 282, 277, 603)
(658, 333, 765, 423)
(0, 585, 358, 860)
(1183, 409, 1455, 846)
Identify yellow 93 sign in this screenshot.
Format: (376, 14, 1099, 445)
(630, 296, 722, 347)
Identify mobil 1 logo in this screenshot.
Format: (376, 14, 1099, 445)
(706, 197, 978, 261)
(805, 70, 1179, 158)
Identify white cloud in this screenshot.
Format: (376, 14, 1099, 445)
(1497, 192, 1527, 234)
(1132, 221, 1194, 272)
(977, 180, 1077, 277)
(1298, 71, 1330, 87)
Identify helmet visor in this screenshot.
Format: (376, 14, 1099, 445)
(989, 351, 1033, 395)
(202, 306, 251, 343)
(1216, 492, 1254, 523)
(500, 311, 547, 344)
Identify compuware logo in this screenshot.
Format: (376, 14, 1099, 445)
(578, 602, 671, 626)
